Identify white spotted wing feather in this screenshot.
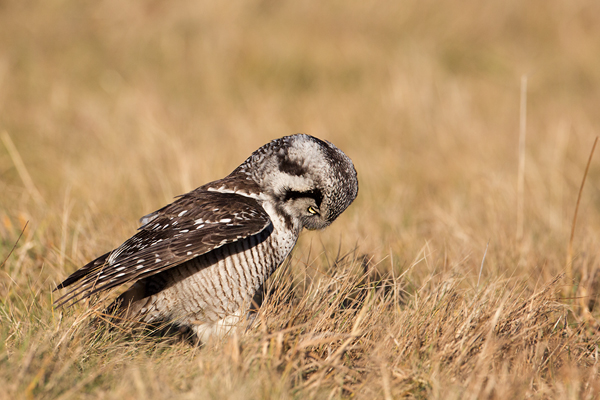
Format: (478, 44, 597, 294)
(55, 190, 271, 307)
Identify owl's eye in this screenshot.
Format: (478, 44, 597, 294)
(307, 206, 319, 215)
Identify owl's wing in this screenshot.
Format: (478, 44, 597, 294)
(54, 190, 271, 307)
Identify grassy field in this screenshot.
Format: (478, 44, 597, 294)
(1, 0, 600, 398)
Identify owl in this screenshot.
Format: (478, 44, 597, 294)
(55, 134, 358, 343)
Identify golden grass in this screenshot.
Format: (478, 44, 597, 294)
(1, 0, 600, 398)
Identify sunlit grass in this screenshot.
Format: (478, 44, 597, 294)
(1, 0, 600, 398)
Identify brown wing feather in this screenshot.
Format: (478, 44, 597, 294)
(54, 190, 271, 307)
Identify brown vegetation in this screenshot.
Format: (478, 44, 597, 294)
(1, 0, 600, 398)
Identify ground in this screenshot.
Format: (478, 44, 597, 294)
(1, 1, 600, 398)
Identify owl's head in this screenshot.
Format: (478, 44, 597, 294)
(245, 134, 358, 230)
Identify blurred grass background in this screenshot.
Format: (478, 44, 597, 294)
(1, 0, 600, 398)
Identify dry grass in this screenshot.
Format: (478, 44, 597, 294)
(1, 0, 600, 398)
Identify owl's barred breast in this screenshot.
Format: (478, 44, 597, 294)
(127, 209, 298, 337)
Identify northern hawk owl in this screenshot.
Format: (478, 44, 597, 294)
(55, 134, 358, 342)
